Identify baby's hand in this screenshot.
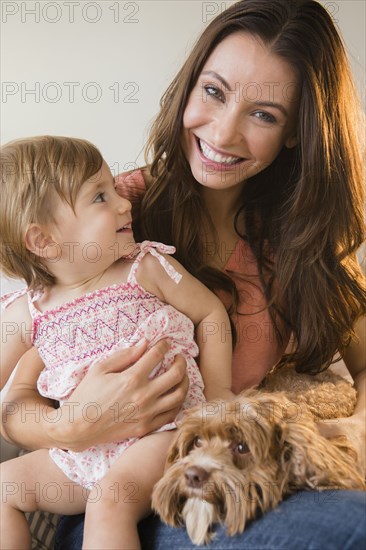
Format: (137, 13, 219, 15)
(317, 413, 366, 475)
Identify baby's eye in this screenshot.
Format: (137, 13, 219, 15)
(203, 84, 225, 102)
(94, 192, 105, 203)
(253, 111, 276, 124)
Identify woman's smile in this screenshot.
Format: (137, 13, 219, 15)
(197, 137, 245, 165)
(194, 135, 249, 173)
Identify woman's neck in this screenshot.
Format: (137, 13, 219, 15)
(200, 185, 245, 232)
(200, 185, 245, 269)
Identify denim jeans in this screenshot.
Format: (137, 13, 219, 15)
(55, 490, 366, 549)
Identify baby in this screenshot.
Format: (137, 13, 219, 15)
(0, 136, 233, 549)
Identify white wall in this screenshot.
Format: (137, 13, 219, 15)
(1, 0, 365, 294)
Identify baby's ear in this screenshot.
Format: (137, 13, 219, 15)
(25, 223, 59, 259)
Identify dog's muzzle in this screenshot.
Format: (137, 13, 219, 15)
(184, 465, 209, 488)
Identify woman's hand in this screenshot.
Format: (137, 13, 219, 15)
(317, 413, 366, 475)
(2, 340, 189, 452)
(58, 339, 189, 450)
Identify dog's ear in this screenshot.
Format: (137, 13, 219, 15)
(250, 392, 306, 479)
(273, 422, 295, 471)
(280, 421, 366, 490)
(166, 435, 183, 466)
(166, 405, 205, 466)
(165, 422, 196, 466)
(273, 423, 286, 454)
(152, 475, 184, 527)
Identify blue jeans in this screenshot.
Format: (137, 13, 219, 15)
(55, 490, 366, 549)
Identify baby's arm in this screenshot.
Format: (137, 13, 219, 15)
(137, 254, 233, 401)
(1, 294, 33, 389)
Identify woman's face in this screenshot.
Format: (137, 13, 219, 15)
(183, 32, 299, 191)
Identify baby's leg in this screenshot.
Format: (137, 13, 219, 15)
(83, 430, 174, 550)
(1, 449, 87, 550)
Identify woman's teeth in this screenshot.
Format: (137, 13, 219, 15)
(199, 139, 242, 164)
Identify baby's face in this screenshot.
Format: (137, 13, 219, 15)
(47, 161, 136, 270)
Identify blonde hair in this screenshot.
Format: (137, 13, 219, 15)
(0, 135, 103, 289)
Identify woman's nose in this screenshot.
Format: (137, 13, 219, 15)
(211, 106, 244, 149)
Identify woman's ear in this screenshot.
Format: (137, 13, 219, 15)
(25, 224, 60, 260)
(285, 134, 298, 149)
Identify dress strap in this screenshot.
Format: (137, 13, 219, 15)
(127, 240, 182, 286)
(1, 288, 27, 310)
(27, 289, 44, 318)
(1, 287, 44, 320)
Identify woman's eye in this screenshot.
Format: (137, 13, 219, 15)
(94, 192, 105, 203)
(203, 84, 224, 101)
(233, 442, 250, 455)
(254, 111, 276, 124)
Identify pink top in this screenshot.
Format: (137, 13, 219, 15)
(115, 170, 289, 393)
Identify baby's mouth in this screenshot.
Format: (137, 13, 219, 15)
(117, 223, 132, 233)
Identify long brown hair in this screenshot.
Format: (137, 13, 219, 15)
(137, 0, 366, 373)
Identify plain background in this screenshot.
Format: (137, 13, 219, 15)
(1, 0, 365, 293)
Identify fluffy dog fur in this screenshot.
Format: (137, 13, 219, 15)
(260, 365, 357, 420)
(152, 370, 364, 545)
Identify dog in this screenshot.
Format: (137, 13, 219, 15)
(152, 374, 364, 545)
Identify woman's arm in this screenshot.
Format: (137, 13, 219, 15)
(1, 348, 56, 449)
(317, 316, 366, 471)
(1, 341, 189, 452)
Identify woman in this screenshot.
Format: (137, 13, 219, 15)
(2, 0, 365, 548)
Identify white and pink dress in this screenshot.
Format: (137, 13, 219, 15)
(1, 241, 205, 487)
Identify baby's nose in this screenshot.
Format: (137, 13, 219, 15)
(116, 196, 132, 213)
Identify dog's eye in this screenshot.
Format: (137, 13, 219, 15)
(233, 442, 250, 455)
(193, 437, 203, 448)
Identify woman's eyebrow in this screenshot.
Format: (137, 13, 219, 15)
(254, 101, 288, 117)
(201, 70, 231, 90)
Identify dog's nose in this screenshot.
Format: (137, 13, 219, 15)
(184, 466, 209, 488)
